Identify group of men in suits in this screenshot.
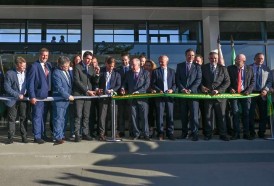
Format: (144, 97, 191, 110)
(3, 47, 272, 144)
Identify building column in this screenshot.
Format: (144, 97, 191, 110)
(203, 16, 220, 62)
(82, 15, 93, 54)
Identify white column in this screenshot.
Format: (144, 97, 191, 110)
(82, 15, 94, 55)
(203, 16, 220, 63)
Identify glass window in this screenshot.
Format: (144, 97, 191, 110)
(0, 22, 25, 42)
(220, 22, 264, 41)
(266, 22, 274, 41)
(220, 44, 265, 66)
(28, 23, 42, 42)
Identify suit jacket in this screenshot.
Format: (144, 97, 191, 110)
(175, 62, 202, 93)
(27, 60, 52, 99)
(52, 68, 72, 102)
(250, 64, 271, 92)
(201, 63, 230, 93)
(4, 69, 27, 107)
(122, 68, 150, 94)
(98, 67, 121, 93)
(227, 65, 254, 94)
(73, 61, 99, 96)
(151, 67, 176, 93)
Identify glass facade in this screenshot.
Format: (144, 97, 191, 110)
(94, 21, 202, 68)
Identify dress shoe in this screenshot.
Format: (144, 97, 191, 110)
(243, 134, 253, 140)
(178, 133, 187, 139)
(119, 132, 125, 138)
(7, 138, 14, 144)
(158, 134, 164, 141)
(74, 135, 81, 142)
(34, 139, 45, 144)
(250, 134, 256, 140)
(82, 135, 92, 141)
(132, 136, 140, 140)
(204, 135, 212, 141)
(42, 136, 52, 142)
(144, 136, 152, 141)
(258, 133, 265, 139)
(230, 134, 240, 140)
(55, 139, 65, 145)
(220, 135, 230, 141)
(167, 135, 176, 141)
(191, 134, 199, 141)
(99, 135, 106, 141)
(22, 137, 29, 143)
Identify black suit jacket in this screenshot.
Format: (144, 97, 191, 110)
(227, 65, 254, 94)
(201, 63, 230, 93)
(73, 61, 99, 96)
(98, 67, 121, 93)
(175, 62, 202, 93)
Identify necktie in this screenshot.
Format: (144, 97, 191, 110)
(106, 72, 111, 91)
(256, 66, 261, 90)
(186, 63, 191, 76)
(65, 71, 70, 84)
(210, 65, 215, 81)
(124, 66, 129, 73)
(237, 68, 242, 93)
(134, 72, 138, 81)
(44, 64, 49, 77)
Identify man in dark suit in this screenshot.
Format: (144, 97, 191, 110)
(52, 56, 74, 144)
(249, 53, 272, 139)
(227, 54, 254, 140)
(97, 57, 121, 140)
(73, 51, 100, 142)
(176, 49, 202, 141)
(151, 55, 176, 140)
(201, 51, 230, 141)
(4, 57, 28, 144)
(121, 58, 150, 140)
(116, 53, 131, 137)
(27, 48, 52, 144)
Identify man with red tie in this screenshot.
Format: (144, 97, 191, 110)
(227, 54, 255, 140)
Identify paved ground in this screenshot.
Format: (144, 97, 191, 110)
(0, 129, 274, 186)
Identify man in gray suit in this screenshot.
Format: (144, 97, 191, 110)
(73, 51, 100, 142)
(249, 53, 272, 139)
(4, 57, 28, 144)
(121, 58, 150, 140)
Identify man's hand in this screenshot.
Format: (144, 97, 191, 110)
(87, 90, 95, 96)
(18, 94, 24, 100)
(211, 90, 219, 95)
(182, 88, 190, 94)
(166, 89, 173, 94)
(230, 89, 236, 94)
(120, 88, 125, 95)
(94, 66, 100, 74)
(261, 89, 267, 97)
(68, 95, 74, 101)
(201, 86, 210, 93)
(30, 98, 37, 105)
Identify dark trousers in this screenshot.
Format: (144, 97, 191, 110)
(204, 99, 227, 136)
(180, 99, 199, 136)
(99, 98, 117, 135)
(117, 100, 130, 132)
(43, 102, 53, 137)
(90, 99, 99, 136)
(74, 99, 91, 136)
(230, 98, 251, 136)
(249, 96, 268, 136)
(7, 101, 28, 139)
(148, 98, 156, 129)
(155, 98, 174, 136)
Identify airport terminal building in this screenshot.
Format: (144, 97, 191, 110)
(0, 1, 274, 69)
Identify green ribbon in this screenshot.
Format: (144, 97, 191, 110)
(112, 93, 260, 100)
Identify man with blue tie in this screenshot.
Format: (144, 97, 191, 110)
(4, 57, 28, 144)
(151, 55, 176, 140)
(97, 57, 121, 140)
(52, 56, 74, 144)
(121, 58, 150, 140)
(249, 53, 271, 139)
(28, 48, 52, 144)
(176, 49, 202, 141)
(227, 54, 255, 140)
